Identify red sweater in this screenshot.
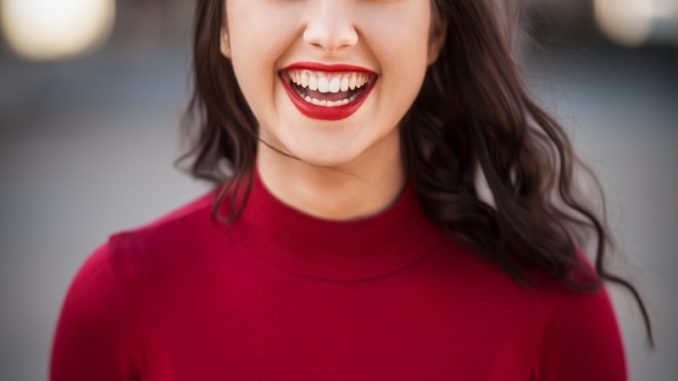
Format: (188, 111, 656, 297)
(50, 167, 627, 380)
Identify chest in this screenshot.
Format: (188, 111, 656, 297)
(130, 278, 542, 381)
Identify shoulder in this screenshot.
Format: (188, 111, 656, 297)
(435, 241, 626, 379)
(530, 254, 627, 380)
(54, 188, 224, 340)
(51, 241, 138, 380)
(95, 187, 227, 290)
(56, 242, 126, 324)
(109, 187, 211, 245)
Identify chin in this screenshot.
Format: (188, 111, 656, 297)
(289, 143, 366, 169)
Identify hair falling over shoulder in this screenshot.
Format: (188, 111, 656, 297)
(176, 0, 654, 347)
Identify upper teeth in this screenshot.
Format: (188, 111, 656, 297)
(287, 70, 371, 93)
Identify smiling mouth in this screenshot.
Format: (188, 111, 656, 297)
(279, 70, 377, 108)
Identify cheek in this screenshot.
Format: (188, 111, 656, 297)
(364, 31, 430, 123)
(227, 2, 298, 117)
(357, 1, 431, 55)
(357, 5, 432, 98)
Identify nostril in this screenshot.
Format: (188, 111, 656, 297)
(302, 22, 359, 53)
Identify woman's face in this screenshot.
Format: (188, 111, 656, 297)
(221, 0, 445, 167)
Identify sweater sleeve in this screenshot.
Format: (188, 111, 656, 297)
(49, 241, 137, 381)
(533, 283, 627, 380)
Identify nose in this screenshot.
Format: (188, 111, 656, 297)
(303, 1, 358, 54)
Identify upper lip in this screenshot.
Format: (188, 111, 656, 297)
(280, 61, 378, 76)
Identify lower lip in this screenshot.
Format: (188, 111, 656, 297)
(279, 73, 377, 121)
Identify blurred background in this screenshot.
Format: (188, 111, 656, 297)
(0, 0, 676, 380)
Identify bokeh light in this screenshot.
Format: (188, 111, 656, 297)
(594, 0, 655, 47)
(0, 0, 116, 61)
(594, 0, 678, 47)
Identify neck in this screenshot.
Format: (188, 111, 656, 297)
(255, 130, 406, 221)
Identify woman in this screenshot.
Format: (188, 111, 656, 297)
(50, 0, 652, 380)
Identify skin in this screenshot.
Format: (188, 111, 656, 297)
(220, 0, 446, 220)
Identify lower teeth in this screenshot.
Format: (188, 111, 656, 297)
(301, 93, 359, 107)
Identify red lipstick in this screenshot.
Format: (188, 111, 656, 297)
(282, 62, 377, 74)
(279, 62, 378, 121)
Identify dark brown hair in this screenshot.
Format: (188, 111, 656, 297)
(177, 0, 653, 345)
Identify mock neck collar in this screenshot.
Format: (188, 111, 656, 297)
(232, 163, 446, 282)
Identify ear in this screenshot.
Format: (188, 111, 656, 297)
(426, 15, 447, 66)
(220, 27, 231, 59)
